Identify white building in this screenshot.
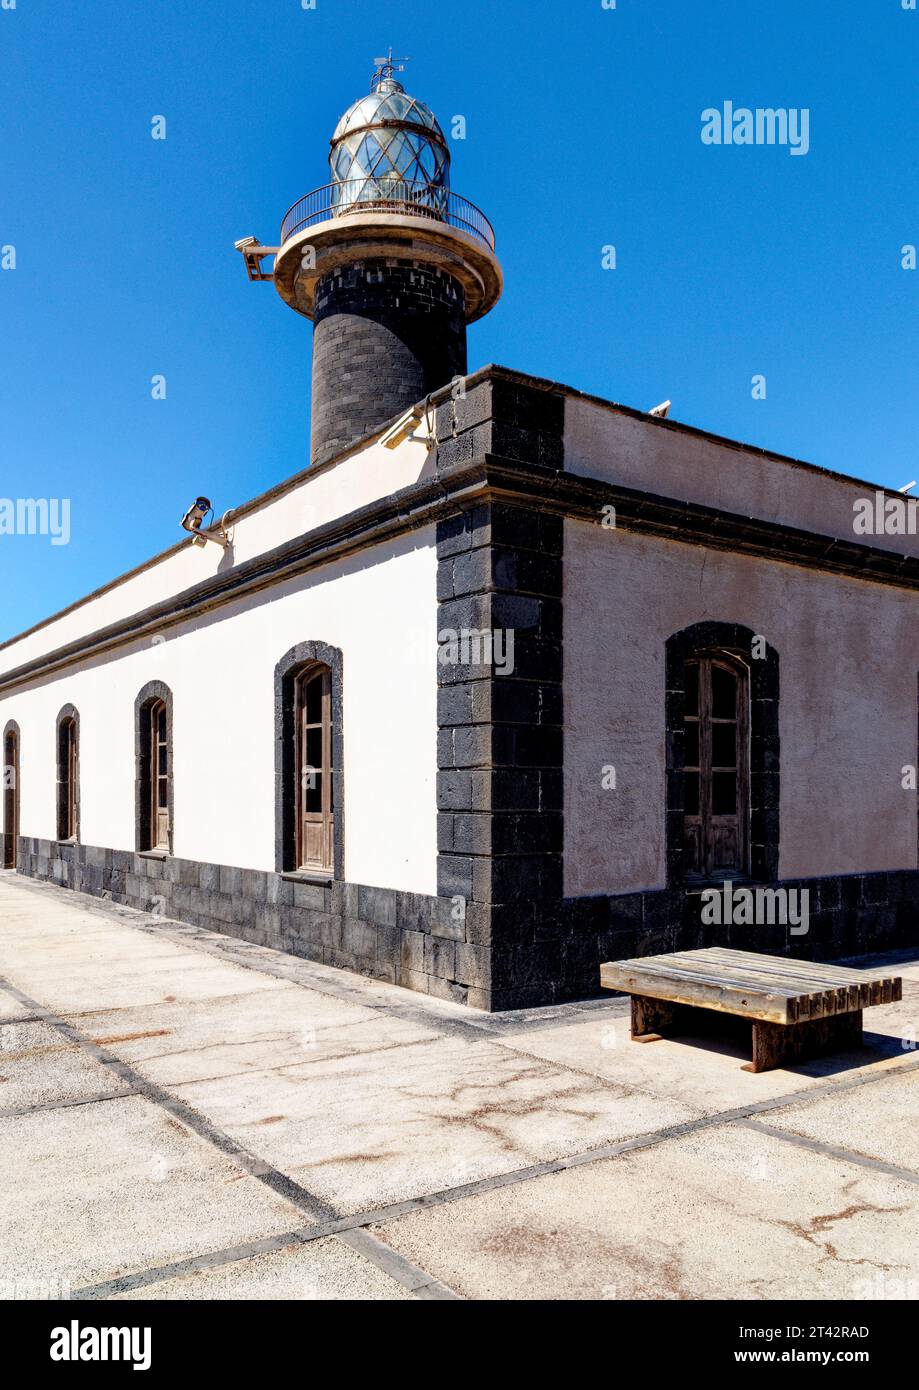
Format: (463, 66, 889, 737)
(3, 65, 918, 1009)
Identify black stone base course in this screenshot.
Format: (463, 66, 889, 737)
(11, 840, 919, 1013)
(15, 838, 489, 1009)
(500, 870, 919, 1010)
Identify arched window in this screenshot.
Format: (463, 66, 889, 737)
(2, 720, 20, 870)
(275, 642, 343, 877)
(135, 682, 173, 853)
(666, 622, 779, 885)
(682, 656, 749, 879)
(55, 705, 80, 842)
(295, 664, 333, 872)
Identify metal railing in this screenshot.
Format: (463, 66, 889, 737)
(280, 179, 495, 251)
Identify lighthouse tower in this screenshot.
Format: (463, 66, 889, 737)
(238, 54, 502, 468)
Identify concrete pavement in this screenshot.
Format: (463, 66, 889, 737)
(1, 870, 918, 1301)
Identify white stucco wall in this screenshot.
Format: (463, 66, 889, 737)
(564, 518, 919, 896)
(0, 529, 438, 893)
(0, 432, 435, 677)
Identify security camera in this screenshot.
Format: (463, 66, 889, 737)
(181, 497, 232, 550)
(648, 400, 671, 419)
(181, 497, 212, 533)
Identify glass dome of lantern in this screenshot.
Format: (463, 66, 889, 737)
(329, 53, 450, 218)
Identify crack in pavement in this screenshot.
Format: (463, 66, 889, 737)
(0, 974, 462, 1303)
(4, 875, 919, 1301)
(69, 1047, 919, 1300)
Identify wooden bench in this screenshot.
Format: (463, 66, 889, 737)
(599, 948, 902, 1072)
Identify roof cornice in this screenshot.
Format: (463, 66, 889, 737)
(2, 452, 919, 696)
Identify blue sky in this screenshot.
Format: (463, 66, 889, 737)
(1, 0, 916, 641)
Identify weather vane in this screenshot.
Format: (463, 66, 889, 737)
(371, 47, 410, 90)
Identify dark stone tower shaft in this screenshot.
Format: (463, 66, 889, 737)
(310, 260, 466, 467)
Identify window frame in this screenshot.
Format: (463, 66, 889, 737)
(134, 681, 174, 855)
(665, 623, 780, 887)
(295, 663, 334, 873)
(275, 642, 344, 879)
(55, 705, 80, 843)
(149, 699, 170, 852)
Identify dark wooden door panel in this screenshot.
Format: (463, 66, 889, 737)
(683, 656, 749, 880)
(712, 820, 739, 872)
(683, 819, 703, 875)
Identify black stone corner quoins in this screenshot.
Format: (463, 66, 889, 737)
(435, 497, 566, 1008)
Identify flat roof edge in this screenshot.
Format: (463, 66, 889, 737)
(0, 363, 905, 655)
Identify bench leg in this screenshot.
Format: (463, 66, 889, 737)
(631, 995, 678, 1042)
(743, 1009, 864, 1073)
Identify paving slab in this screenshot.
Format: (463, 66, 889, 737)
(371, 1121, 919, 1301)
(0, 887, 284, 1014)
(865, 995, 919, 1053)
(0, 1020, 127, 1112)
(497, 999, 919, 1115)
(167, 1033, 699, 1214)
(64, 986, 442, 1087)
(3, 875, 919, 1302)
(0, 1095, 307, 1291)
(0, 945, 285, 1016)
(111, 1236, 413, 1301)
(763, 1068, 919, 1174)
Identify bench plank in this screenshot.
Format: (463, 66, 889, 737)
(656, 953, 851, 1022)
(599, 961, 799, 1023)
(703, 948, 901, 999)
(649, 957, 828, 1021)
(702, 950, 902, 1010)
(600, 948, 902, 1027)
(606, 949, 899, 997)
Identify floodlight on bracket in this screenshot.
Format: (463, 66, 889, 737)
(380, 401, 435, 450)
(235, 236, 279, 282)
